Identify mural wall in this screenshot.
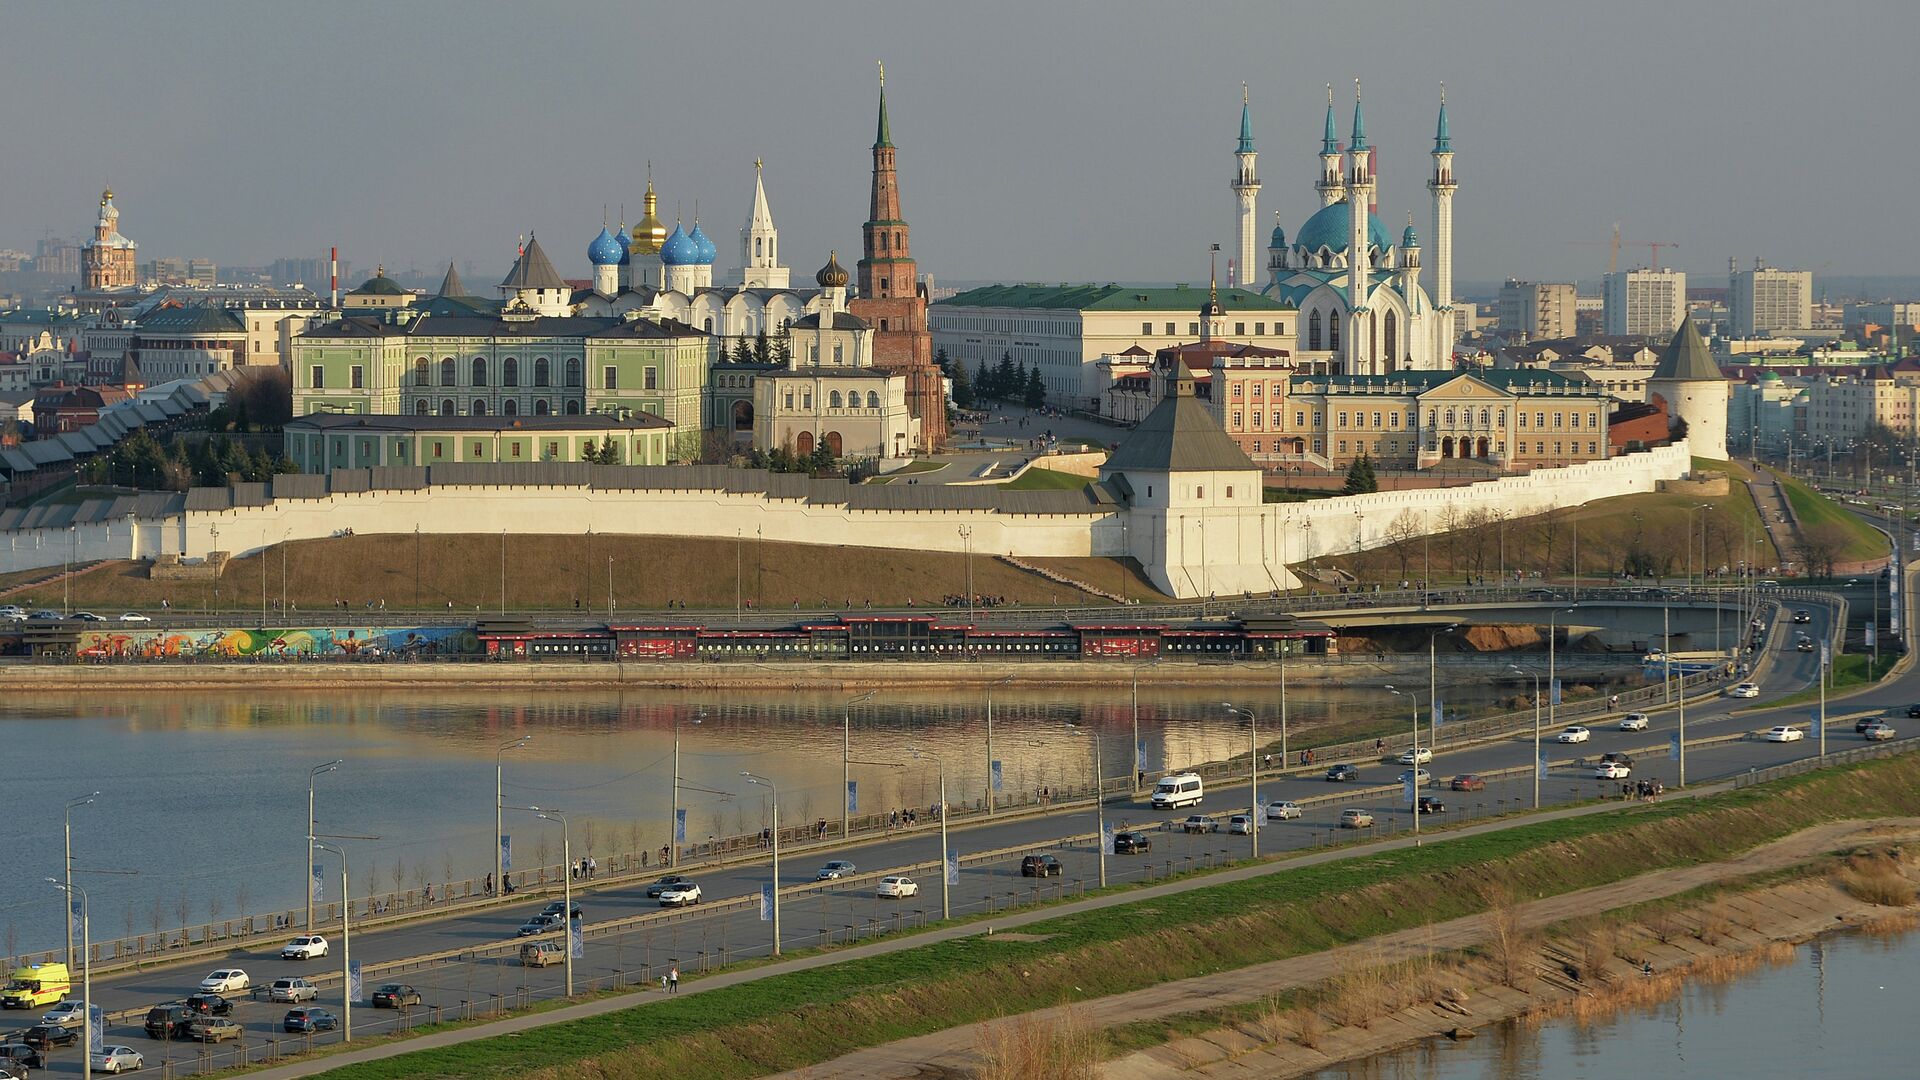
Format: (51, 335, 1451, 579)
(69, 625, 480, 660)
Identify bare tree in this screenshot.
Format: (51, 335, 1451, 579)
(1384, 509, 1422, 582)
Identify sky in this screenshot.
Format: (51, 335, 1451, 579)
(4, 0, 1914, 290)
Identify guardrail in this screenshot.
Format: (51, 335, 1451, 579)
(1732, 734, 1920, 787)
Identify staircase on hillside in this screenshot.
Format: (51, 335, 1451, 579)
(995, 554, 1130, 604)
(0, 560, 114, 601)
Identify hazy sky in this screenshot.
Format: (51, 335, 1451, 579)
(5, 1, 1913, 289)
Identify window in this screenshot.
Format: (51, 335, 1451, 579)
(413, 358, 429, 386)
(1535, 412, 1546, 428)
(534, 357, 550, 387)
(1519, 411, 1529, 428)
(473, 400, 487, 416)
(511, 442, 522, 458)
(879, 319, 889, 332)
(502, 358, 518, 387)
(867, 391, 879, 408)
(503, 399, 517, 416)
(604, 366, 617, 390)
(803, 393, 812, 408)
(1312, 439, 1323, 453)
(1232, 411, 1242, 427)
(1143, 322, 1153, 334)
(310, 366, 323, 388)
(1338, 440, 1348, 454)
(1253, 411, 1263, 429)
(1588, 412, 1599, 429)
(643, 366, 657, 390)
(1253, 440, 1263, 453)
(565, 358, 582, 387)
(394, 439, 406, 457)
(1553, 412, 1564, 429)
(1497, 409, 1506, 425)
(1295, 410, 1306, 427)
(1389, 412, 1400, 429)
(1329, 317, 1340, 351)
(432, 442, 443, 459)
(830, 390, 843, 408)
(1337, 411, 1348, 427)
(1308, 310, 1322, 350)
(472, 441, 484, 457)
(440, 399, 454, 416)
(441, 357, 455, 386)
(1195, 486, 1204, 498)
(471, 358, 487, 386)
(1189, 323, 1199, 335)
(546, 441, 559, 459)
(1252, 383, 1263, 399)
(1371, 411, 1382, 428)
(1235, 322, 1245, 335)
(1232, 383, 1243, 399)
(834, 342, 844, 362)
(350, 365, 363, 389)
(565, 399, 581, 414)
(1255, 322, 1265, 335)
(1165, 322, 1176, 335)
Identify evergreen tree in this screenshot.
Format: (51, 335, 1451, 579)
(753, 330, 772, 365)
(1024, 367, 1046, 409)
(1342, 452, 1379, 494)
(933, 346, 952, 376)
(950, 358, 976, 408)
(973, 360, 991, 403)
(994, 352, 1018, 400)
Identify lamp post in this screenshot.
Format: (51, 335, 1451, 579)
(305, 761, 341, 930)
(48, 880, 90, 1080)
(63, 792, 97, 969)
(902, 749, 952, 920)
(1547, 607, 1576, 740)
(1510, 664, 1543, 809)
(1064, 723, 1107, 888)
(668, 711, 703, 868)
(507, 806, 572, 995)
(742, 772, 782, 955)
(1386, 687, 1421, 836)
(1222, 704, 1259, 858)
(310, 841, 352, 1041)
(495, 737, 529, 895)
(1429, 624, 1457, 751)
(959, 525, 975, 626)
(843, 690, 876, 838)
(985, 675, 1014, 815)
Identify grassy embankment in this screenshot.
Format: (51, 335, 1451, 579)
(1003, 465, 1091, 490)
(0, 533, 1174, 613)
(1771, 470, 1890, 564)
(1763, 652, 1902, 710)
(316, 752, 1920, 1080)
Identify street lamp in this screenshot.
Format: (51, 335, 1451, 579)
(1063, 722, 1107, 888)
(310, 841, 353, 1041)
(1386, 686, 1421, 837)
(668, 710, 706, 869)
(509, 807, 572, 997)
(843, 690, 876, 838)
(306, 761, 342, 930)
(63, 792, 97, 969)
(495, 737, 529, 895)
(1547, 607, 1577, 741)
(1222, 704, 1259, 858)
(985, 675, 1014, 815)
(903, 748, 952, 920)
(741, 772, 782, 955)
(49, 879, 92, 1080)
(1429, 624, 1458, 752)
(1510, 664, 1543, 809)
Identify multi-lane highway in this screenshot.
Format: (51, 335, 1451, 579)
(7, 595, 1912, 1077)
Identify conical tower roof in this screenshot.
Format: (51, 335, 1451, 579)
(1652, 319, 1722, 381)
(436, 262, 466, 298)
(1103, 369, 1258, 474)
(500, 234, 567, 291)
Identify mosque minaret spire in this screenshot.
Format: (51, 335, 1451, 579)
(1346, 79, 1376, 373)
(1231, 83, 1261, 289)
(1315, 83, 1346, 208)
(1428, 83, 1458, 363)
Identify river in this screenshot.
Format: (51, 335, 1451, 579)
(1312, 928, 1915, 1079)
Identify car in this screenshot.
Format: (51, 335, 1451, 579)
(39, 999, 86, 1029)
(1397, 747, 1434, 765)
(1595, 761, 1633, 779)
(1339, 809, 1375, 829)
(876, 875, 919, 898)
(1266, 800, 1303, 820)
(1796, 638, 1816, 653)
(1181, 815, 1216, 834)
(539, 900, 583, 921)
(269, 978, 318, 1003)
(69, 611, 104, 622)
(280, 934, 328, 960)
(0, 1044, 43, 1072)
(814, 860, 856, 881)
(22, 1026, 76, 1051)
(1416, 796, 1447, 814)
(28, 610, 63, 620)
(1557, 726, 1591, 744)
(1619, 713, 1650, 731)
(117, 612, 152, 623)
(188, 1017, 242, 1043)
(197, 968, 249, 993)
(183, 993, 233, 1016)
(1792, 610, 1811, 623)
(1905, 703, 1920, 719)
(1325, 763, 1359, 782)
(1113, 831, 1152, 854)
(1020, 854, 1063, 877)
(1763, 725, 1805, 742)
(282, 1007, 338, 1033)
(519, 940, 565, 967)
(1864, 722, 1897, 741)
(645, 874, 694, 898)
(1860, 716, 1885, 734)
(1727, 683, 1761, 699)
(1642, 649, 1666, 664)
(1226, 814, 1258, 835)
(370, 983, 420, 1009)
(1397, 768, 1433, 786)
(143, 1004, 197, 1039)
(1450, 774, 1487, 792)
(92, 1044, 146, 1073)
(658, 881, 702, 907)
(1600, 751, 1635, 766)
(517, 913, 563, 936)
(0, 606, 25, 621)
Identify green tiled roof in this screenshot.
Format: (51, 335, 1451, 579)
(938, 284, 1291, 311)
(1652, 320, 1724, 381)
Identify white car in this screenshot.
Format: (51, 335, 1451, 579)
(117, 612, 152, 623)
(1228, 814, 1258, 835)
(1265, 800, 1303, 820)
(269, 977, 319, 1003)
(658, 881, 702, 907)
(281, 934, 329, 960)
(39, 999, 86, 1029)
(1763, 725, 1805, 742)
(1594, 761, 1632, 779)
(1727, 682, 1761, 699)
(199, 968, 250, 993)
(876, 875, 919, 898)
(1557, 726, 1591, 744)
(1397, 747, 1434, 765)
(92, 1045, 145, 1074)
(1642, 649, 1665, 663)
(1619, 713, 1650, 731)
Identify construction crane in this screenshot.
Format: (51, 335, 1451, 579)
(1565, 225, 1681, 272)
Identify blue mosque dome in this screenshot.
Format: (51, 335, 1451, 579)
(1402, 221, 1420, 248)
(660, 222, 697, 265)
(1269, 222, 1286, 248)
(612, 224, 632, 265)
(687, 222, 718, 265)
(587, 226, 623, 267)
(1294, 198, 1392, 256)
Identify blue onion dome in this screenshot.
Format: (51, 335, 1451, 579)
(1294, 198, 1391, 255)
(588, 226, 623, 267)
(613, 224, 632, 265)
(687, 222, 718, 265)
(660, 222, 697, 265)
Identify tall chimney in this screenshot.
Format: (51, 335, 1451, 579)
(329, 246, 338, 308)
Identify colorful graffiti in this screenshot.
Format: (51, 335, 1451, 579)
(72, 625, 480, 660)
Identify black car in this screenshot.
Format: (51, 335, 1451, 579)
(645, 874, 693, 898)
(184, 992, 234, 1016)
(283, 1007, 339, 1033)
(145, 1003, 197, 1039)
(1792, 610, 1812, 624)
(540, 899, 584, 921)
(0, 1044, 43, 1071)
(1325, 763, 1359, 782)
(1859, 717, 1884, 733)
(1906, 703, 1920, 719)
(21, 1026, 75, 1051)
(1599, 752, 1635, 767)
(1113, 831, 1152, 854)
(1020, 854, 1063, 877)
(1417, 795, 1447, 814)
(370, 983, 420, 1009)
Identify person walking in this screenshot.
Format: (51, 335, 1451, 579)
(667, 966, 679, 993)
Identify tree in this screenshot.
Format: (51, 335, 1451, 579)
(753, 330, 772, 365)
(994, 352, 1018, 401)
(1023, 366, 1046, 409)
(1383, 509, 1423, 581)
(951, 359, 976, 409)
(1341, 452, 1378, 494)
(974, 360, 992, 403)
(230, 366, 293, 430)
(933, 346, 952, 376)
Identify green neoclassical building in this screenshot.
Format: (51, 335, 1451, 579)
(283, 412, 675, 471)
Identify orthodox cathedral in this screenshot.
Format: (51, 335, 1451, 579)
(1237, 83, 1459, 375)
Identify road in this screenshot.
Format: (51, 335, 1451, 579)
(6, 598, 1910, 1076)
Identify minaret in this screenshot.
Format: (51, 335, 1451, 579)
(1428, 84, 1458, 363)
(1315, 84, 1346, 208)
(1231, 84, 1261, 291)
(1347, 81, 1375, 374)
(740, 158, 789, 288)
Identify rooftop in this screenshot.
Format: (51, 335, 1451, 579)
(938, 283, 1292, 312)
(1103, 372, 1259, 474)
(287, 412, 672, 433)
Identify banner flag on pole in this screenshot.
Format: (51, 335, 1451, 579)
(759, 883, 773, 921)
(990, 760, 1003, 792)
(312, 864, 325, 903)
(1809, 710, 1822, 741)
(673, 809, 687, 844)
(1551, 679, 1563, 706)
(846, 780, 858, 814)
(945, 849, 959, 885)
(1101, 821, 1115, 854)
(1432, 697, 1444, 728)
(70, 900, 83, 941)
(1136, 739, 1147, 771)
(1866, 622, 1877, 649)
(1403, 777, 1417, 805)
(88, 1004, 104, 1053)
(500, 835, 512, 872)
(348, 960, 363, 1003)
(568, 915, 584, 959)
(1820, 641, 1831, 669)
(1537, 751, 1549, 779)
(1669, 732, 1683, 761)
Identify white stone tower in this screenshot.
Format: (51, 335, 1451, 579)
(1648, 319, 1730, 460)
(1427, 85, 1458, 364)
(1315, 84, 1345, 208)
(1346, 82, 1375, 374)
(740, 158, 789, 289)
(1231, 84, 1261, 290)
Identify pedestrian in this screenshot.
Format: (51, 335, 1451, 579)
(1609, 694, 1619, 713)
(588, 855, 597, 879)
(668, 965, 679, 993)
(1264, 753, 1273, 770)
(484, 872, 494, 896)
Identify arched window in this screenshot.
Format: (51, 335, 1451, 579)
(1479, 408, 1490, 426)
(867, 391, 880, 408)
(1329, 315, 1341, 352)
(781, 318, 792, 332)
(755, 237, 762, 258)
(534, 399, 550, 416)
(413, 358, 429, 386)
(534, 357, 550, 387)
(829, 390, 843, 408)
(1444, 408, 1455, 425)
(440, 399, 455, 416)
(415, 399, 428, 415)
(1383, 311, 1396, 365)
(1308, 311, 1323, 350)
(1498, 409, 1506, 425)
(502, 357, 518, 387)
(440, 357, 456, 386)
(703, 317, 714, 332)
(472, 400, 487, 416)
(565, 399, 581, 415)
(878, 233, 888, 252)
(565, 358, 581, 387)
(1426, 408, 1437, 426)
(471, 358, 487, 386)
(502, 398, 517, 416)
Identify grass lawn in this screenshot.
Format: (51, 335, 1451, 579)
(1003, 466, 1090, 490)
(1770, 470, 1889, 563)
(317, 752, 1920, 1080)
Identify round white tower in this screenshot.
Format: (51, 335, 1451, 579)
(1647, 319, 1730, 460)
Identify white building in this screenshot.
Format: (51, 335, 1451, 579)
(1730, 262, 1812, 337)
(1498, 280, 1577, 340)
(1603, 269, 1686, 337)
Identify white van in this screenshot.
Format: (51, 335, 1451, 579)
(1151, 773, 1205, 809)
